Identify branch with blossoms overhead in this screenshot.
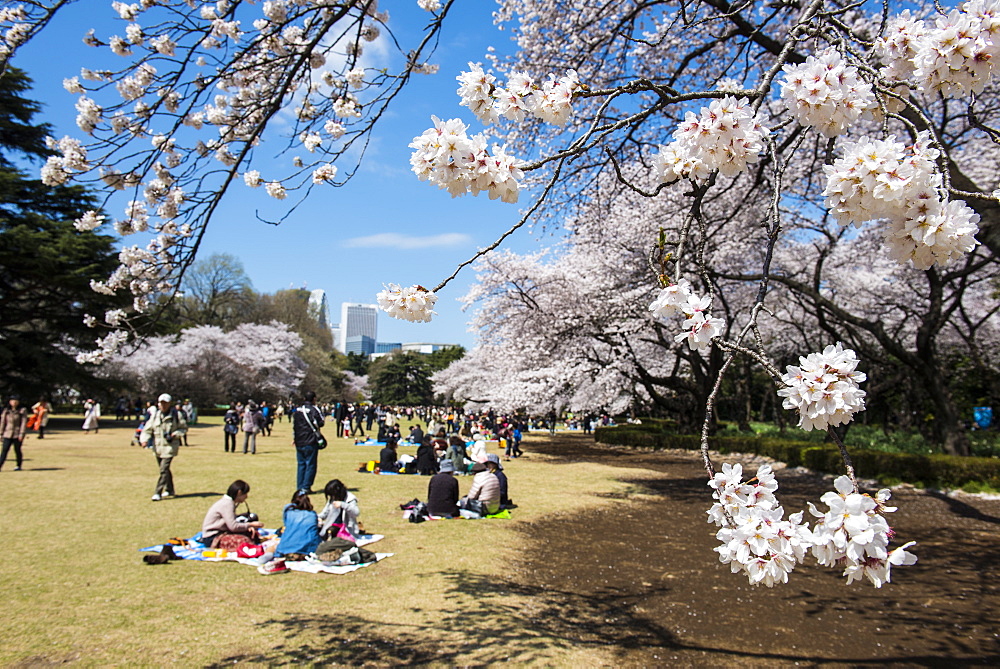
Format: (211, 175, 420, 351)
(2, 0, 456, 362)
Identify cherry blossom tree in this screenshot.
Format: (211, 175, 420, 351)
(103, 320, 306, 403)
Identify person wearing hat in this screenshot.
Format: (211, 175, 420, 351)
(140, 393, 187, 501)
(427, 459, 460, 517)
(485, 454, 513, 509)
(459, 461, 501, 518)
(0, 394, 28, 471)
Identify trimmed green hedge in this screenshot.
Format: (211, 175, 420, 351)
(595, 425, 1000, 490)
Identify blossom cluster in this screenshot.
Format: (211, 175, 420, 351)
(875, 1, 1000, 98)
(0, 5, 30, 61)
(75, 329, 130, 365)
(777, 342, 867, 432)
(708, 464, 917, 588)
(808, 476, 918, 587)
(709, 463, 813, 587)
(409, 116, 523, 203)
(40, 136, 89, 187)
(648, 278, 725, 352)
(822, 133, 980, 269)
(376, 283, 438, 323)
(656, 97, 769, 182)
(779, 49, 875, 137)
(456, 63, 581, 127)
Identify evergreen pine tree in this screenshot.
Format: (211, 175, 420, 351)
(0, 67, 126, 399)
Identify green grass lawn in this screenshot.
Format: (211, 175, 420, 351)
(0, 416, 643, 666)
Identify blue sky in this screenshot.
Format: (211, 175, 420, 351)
(14, 2, 550, 349)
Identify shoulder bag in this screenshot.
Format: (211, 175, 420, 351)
(299, 406, 327, 449)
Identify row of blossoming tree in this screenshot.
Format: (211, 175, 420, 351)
(6, 0, 1000, 587)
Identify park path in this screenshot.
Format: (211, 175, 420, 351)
(507, 433, 1000, 667)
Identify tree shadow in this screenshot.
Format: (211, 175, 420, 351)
(925, 490, 1000, 525)
(207, 436, 1000, 666)
(205, 564, 1000, 667)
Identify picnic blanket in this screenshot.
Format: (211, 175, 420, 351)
(402, 509, 512, 521)
(140, 531, 391, 574)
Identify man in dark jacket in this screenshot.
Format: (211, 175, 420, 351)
(427, 459, 459, 517)
(292, 391, 325, 493)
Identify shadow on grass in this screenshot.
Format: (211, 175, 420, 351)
(170, 492, 219, 499)
(205, 568, 680, 666)
(205, 434, 1000, 666)
(205, 564, 999, 667)
(925, 490, 1000, 525)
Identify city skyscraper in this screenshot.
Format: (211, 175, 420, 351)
(338, 302, 378, 355)
(308, 289, 331, 327)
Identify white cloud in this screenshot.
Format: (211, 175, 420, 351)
(343, 232, 472, 249)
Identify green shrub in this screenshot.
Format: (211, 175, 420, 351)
(595, 425, 1000, 490)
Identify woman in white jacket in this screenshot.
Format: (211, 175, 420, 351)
(318, 479, 361, 539)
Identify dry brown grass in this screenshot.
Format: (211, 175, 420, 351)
(0, 416, 639, 666)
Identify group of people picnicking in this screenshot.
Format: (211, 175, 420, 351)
(197, 477, 368, 575)
(375, 429, 517, 520)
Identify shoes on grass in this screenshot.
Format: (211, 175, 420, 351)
(257, 559, 289, 575)
(143, 545, 177, 565)
(161, 491, 173, 498)
(13, 466, 21, 471)
(151, 493, 161, 501)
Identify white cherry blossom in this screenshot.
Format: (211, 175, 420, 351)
(777, 342, 866, 431)
(377, 283, 438, 322)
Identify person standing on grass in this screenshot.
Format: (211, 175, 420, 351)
(31, 397, 51, 439)
(223, 404, 239, 453)
(292, 390, 324, 493)
(142, 393, 187, 501)
(82, 398, 101, 434)
(242, 400, 262, 454)
(260, 401, 272, 436)
(0, 394, 28, 471)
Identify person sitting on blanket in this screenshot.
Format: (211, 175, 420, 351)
(469, 433, 489, 464)
(485, 454, 514, 508)
(378, 438, 399, 473)
(427, 459, 460, 517)
(201, 480, 263, 549)
(414, 435, 438, 476)
(459, 462, 501, 518)
(318, 479, 361, 539)
(432, 430, 449, 460)
(448, 435, 469, 474)
(386, 423, 401, 442)
(275, 489, 321, 559)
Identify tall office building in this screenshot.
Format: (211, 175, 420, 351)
(308, 289, 331, 327)
(338, 302, 378, 355)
